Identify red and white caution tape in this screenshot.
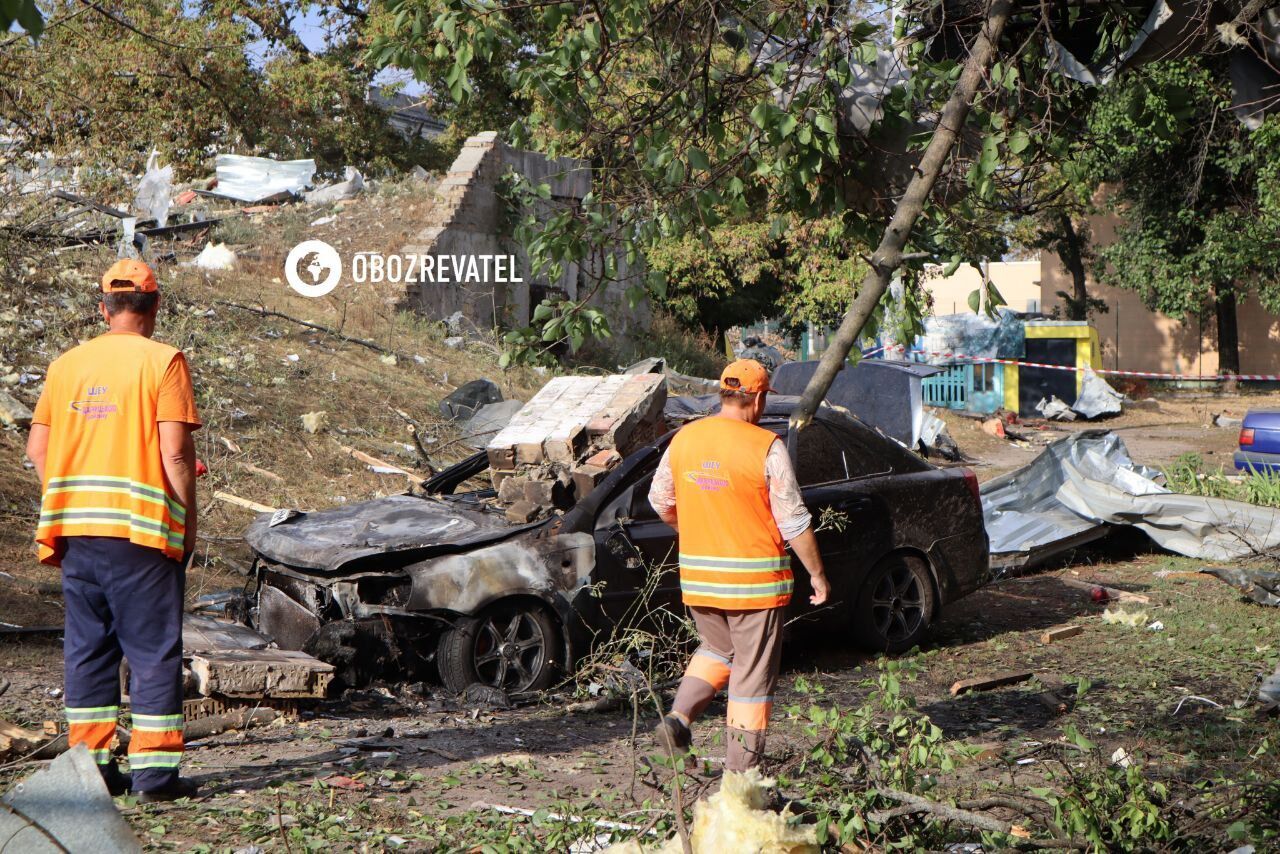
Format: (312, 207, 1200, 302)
(879, 343, 1280, 382)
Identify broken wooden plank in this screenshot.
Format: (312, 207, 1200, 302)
(0, 718, 44, 758)
(1058, 577, 1151, 604)
(234, 461, 284, 483)
(213, 491, 276, 513)
(950, 670, 1034, 697)
(1040, 625, 1084, 644)
(339, 444, 426, 485)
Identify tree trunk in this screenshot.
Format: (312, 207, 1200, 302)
(1215, 284, 1240, 375)
(792, 0, 1015, 428)
(1058, 212, 1088, 320)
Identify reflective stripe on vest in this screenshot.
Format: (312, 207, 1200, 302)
(669, 417, 792, 611)
(38, 476, 185, 557)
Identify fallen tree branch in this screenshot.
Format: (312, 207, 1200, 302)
(872, 789, 1085, 850)
(216, 300, 395, 357)
(792, 0, 1014, 428)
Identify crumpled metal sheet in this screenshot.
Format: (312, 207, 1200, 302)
(1072, 369, 1126, 419)
(982, 430, 1160, 570)
(0, 744, 142, 853)
(984, 430, 1280, 569)
(1056, 459, 1280, 562)
(209, 154, 315, 204)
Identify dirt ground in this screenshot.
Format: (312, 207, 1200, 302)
(4, 545, 1276, 851)
(2, 191, 1278, 848)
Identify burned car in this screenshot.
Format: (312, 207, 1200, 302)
(243, 397, 989, 692)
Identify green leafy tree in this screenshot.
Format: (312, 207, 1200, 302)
(644, 214, 872, 348)
(369, 1, 1189, 420)
(0, 0, 435, 187)
(1081, 57, 1280, 374)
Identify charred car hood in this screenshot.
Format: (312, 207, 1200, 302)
(245, 494, 526, 573)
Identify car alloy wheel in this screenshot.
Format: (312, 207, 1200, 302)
(871, 563, 926, 643)
(437, 601, 561, 694)
(854, 554, 936, 653)
(472, 609, 549, 691)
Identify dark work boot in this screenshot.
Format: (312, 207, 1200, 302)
(136, 777, 200, 803)
(99, 762, 132, 797)
(653, 715, 693, 757)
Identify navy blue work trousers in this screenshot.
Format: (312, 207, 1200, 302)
(62, 536, 185, 792)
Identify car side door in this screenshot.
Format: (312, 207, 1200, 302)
(589, 451, 684, 627)
(784, 420, 897, 628)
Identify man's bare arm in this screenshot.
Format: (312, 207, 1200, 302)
(787, 527, 829, 605)
(159, 421, 198, 560)
(26, 423, 49, 483)
(648, 447, 679, 532)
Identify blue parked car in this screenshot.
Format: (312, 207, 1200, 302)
(1234, 411, 1280, 474)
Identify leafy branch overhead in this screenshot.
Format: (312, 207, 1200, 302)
(368, 2, 1160, 378)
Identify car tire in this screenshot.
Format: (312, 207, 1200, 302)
(853, 553, 936, 653)
(437, 601, 562, 695)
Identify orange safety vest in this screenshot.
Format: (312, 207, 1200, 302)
(35, 333, 189, 566)
(669, 416, 792, 610)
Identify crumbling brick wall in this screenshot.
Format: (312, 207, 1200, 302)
(399, 132, 650, 338)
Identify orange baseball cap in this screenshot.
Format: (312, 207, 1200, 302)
(720, 358, 777, 394)
(101, 259, 158, 294)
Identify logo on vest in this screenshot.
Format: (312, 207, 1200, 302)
(683, 460, 731, 491)
(69, 385, 118, 421)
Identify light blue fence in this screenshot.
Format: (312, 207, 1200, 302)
(922, 364, 970, 409)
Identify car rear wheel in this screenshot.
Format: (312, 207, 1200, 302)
(437, 601, 561, 694)
(853, 554, 935, 653)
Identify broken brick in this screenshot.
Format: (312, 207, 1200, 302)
(498, 475, 528, 504)
(523, 478, 556, 506)
(571, 464, 610, 499)
(504, 500, 540, 524)
(585, 449, 623, 470)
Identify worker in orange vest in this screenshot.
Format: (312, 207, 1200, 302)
(26, 259, 201, 801)
(648, 359, 830, 771)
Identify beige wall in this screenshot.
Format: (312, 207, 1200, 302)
(922, 260, 1044, 317)
(1040, 213, 1280, 376)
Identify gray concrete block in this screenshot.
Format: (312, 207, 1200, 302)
(189, 649, 334, 699)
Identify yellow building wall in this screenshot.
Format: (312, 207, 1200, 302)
(1002, 324, 1101, 412)
(922, 260, 1044, 316)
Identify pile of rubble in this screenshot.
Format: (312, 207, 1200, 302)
(485, 374, 667, 522)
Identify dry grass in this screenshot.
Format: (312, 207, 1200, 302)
(0, 184, 549, 621)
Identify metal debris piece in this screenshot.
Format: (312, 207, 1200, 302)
(0, 744, 142, 853)
(773, 359, 945, 447)
(986, 431, 1280, 570)
(982, 431, 1144, 570)
(183, 613, 270, 653)
(1036, 396, 1077, 422)
(1201, 566, 1280, 607)
(201, 154, 315, 204)
(1072, 370, 1125, 419)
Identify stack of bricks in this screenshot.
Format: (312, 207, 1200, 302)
(487, 374, 667, 522)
